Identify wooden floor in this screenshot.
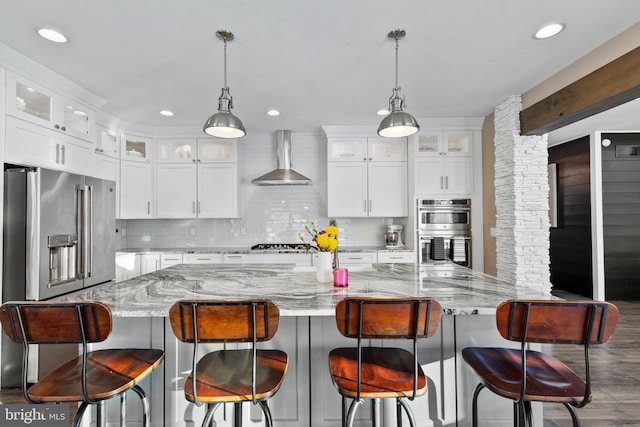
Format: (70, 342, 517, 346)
(0, 300, 638, 426)
(543, 299, 640, 426)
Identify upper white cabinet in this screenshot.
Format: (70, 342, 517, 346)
(95, 123, 120, 158)
(156, 138, 239, 219)
(121, 134, 153, 163)
(120, 159, 153, 219)
(156, 138, 236, 163)
(414, 131, 473, 196)
(6, 71, 95, 141)
(327, 137, 407, 217)
(6, 116, 92, 175)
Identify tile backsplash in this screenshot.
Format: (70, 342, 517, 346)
(117, 132, 407, 250)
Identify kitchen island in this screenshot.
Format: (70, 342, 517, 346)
(55, 263, 556, 427)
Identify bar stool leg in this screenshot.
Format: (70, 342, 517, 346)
(71, 402, 89, 427)
(258, 401, 273, 427)
(120, 392, 126, 426)
(234, 402, 243, 427)
(563, 403, 581, 427)
(472, 383, 485, 427)
(346, 398, 363, 427)
(397, 398, 416, 427)
(96, 400, 106, 427)
(396, 398, 403, 427)
(371, 398, 381, 427)
(131, 384, 150, 427)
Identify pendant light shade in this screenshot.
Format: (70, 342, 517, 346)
(203, 30, 246, 138)
(377, 30, 419, 138)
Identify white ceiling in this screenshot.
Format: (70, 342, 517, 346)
(1, 1, 639, 136)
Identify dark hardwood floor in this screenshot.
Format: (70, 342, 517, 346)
(543, 299, 640, 426)
(0, 300, 637, 426)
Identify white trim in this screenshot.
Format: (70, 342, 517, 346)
(590, 131, 605, 300)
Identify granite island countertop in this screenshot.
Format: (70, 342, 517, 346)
(53, 263, 557, 317)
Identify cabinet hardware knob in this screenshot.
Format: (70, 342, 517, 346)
(61, 126, 66, 131)
(54, 124, 60, 129)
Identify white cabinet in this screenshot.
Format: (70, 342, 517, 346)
(327, 137, 408, 217)
(6, 71, 95, 141)
(245, 253, 311, 266)
(120, 160, 153, 219)
(160, 253, 183, 269)
(115, 252, 140, 283)
(156, 138, 239, 219)
(182, 253, 223, 264)
(377, 251, 416, 263)
(414, 131, 474, 196)
(95, 123, 120, 158)
(121, 134, 153, 163)
(332, 251, 378, 266)
(6, 116, 92, 175)
(140, 253, 161, 274)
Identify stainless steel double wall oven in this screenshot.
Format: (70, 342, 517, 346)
(417, 198, 471, 267)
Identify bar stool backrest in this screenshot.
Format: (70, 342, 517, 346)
(0, 301, 112, 344)
(495, 300, 619, 345)
(169, 300, 280, 343)
(335, 297, 442, 340)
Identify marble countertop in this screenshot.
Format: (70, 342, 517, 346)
(116, 246, 414, 255)
(53, 264, 556, 317)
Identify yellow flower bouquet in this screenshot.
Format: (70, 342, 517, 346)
(298, 219, 339, 252)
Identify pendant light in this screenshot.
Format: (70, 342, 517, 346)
(203, 30, 246, 138)
(377, 29, 419, 138)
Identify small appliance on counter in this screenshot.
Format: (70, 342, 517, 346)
(384, 224, 405, 249)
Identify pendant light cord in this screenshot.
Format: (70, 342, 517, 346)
(394, 33, 399, 90)
(223, 37, 228, 89)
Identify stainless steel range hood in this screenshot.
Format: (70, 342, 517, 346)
(251, 130, 312, 185)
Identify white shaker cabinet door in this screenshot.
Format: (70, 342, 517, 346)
(120, 161, 153, 219)
(445, 157, 474, 195)
(368, 161, 407, 217)
(197, 163, 239, 218)
(327, 162, 368, 217)
(415, 157, 445, 195)
(156, 163, 197, 218)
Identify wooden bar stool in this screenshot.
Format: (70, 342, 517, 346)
(0, 301, 164, 427)
(462, 299, 619, 427)
(168, 299, 288, 427)
(328, 297, 442, 427)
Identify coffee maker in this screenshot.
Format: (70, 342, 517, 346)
(384, 224, 405, 249)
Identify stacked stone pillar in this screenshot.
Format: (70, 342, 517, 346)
(494, 95, 551, 292)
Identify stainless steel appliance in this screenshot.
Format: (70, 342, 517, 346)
(385, 224, 405, 249)
(2, 166, 116, 387)
(417, 198, 471, 267)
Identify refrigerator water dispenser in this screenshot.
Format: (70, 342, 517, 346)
(48, 234, 77, 285)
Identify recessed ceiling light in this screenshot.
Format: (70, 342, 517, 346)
(159, 110, 174, 117)
(533, 23, 565, 40)
(37, 28, 68, 43)
(377, 109, 390, 116)
(267, 109, 280, 116)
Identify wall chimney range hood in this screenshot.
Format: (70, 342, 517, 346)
(251, 130, 312, 185)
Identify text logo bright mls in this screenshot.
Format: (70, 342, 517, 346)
(1, 404, 67, 426)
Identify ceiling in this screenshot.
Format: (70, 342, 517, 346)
(1, 1, 639, 135)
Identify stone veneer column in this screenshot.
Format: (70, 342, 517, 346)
(494, 95, 551, 292)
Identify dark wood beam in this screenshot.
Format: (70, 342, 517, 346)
(520, 45, 640, 135)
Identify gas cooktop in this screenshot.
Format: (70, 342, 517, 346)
(250, 243, 309, 253)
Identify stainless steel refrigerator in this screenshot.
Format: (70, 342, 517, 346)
(2, 166, 116, 387)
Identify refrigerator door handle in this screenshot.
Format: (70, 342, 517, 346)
(25, 169, 40, 300)
(76, 184, 93, 279)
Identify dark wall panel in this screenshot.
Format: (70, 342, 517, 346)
(549, 136, 592, 297)
(601, 133, 640, 299)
